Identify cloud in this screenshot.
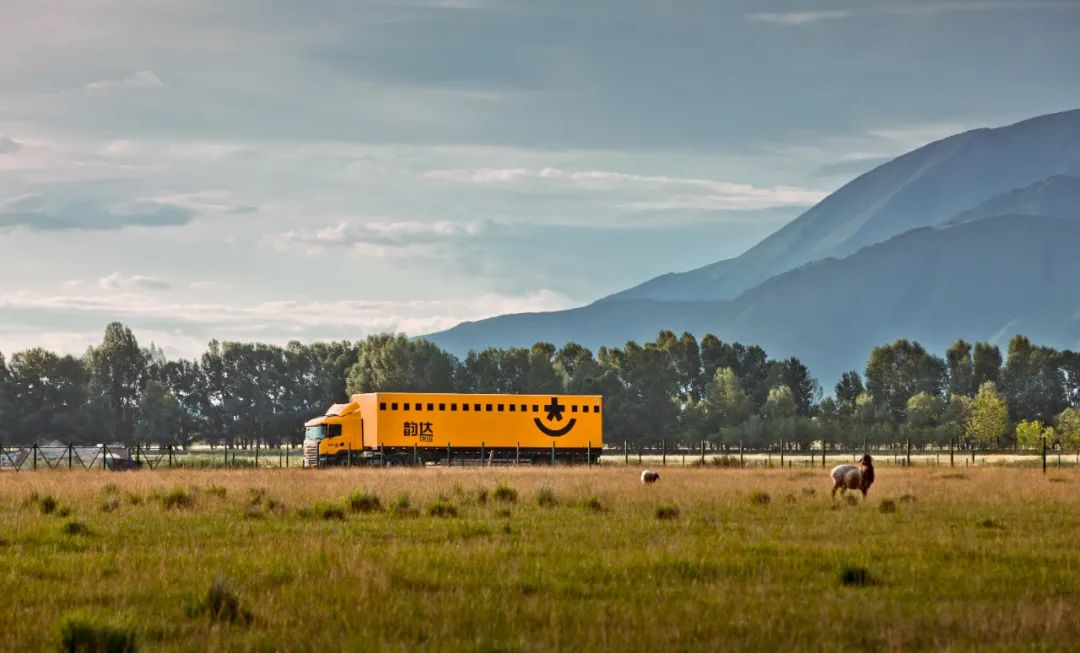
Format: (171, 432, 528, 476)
(0, 288, 574, 357)
(747, 11, 850, 26)
(264, 220, 482, 257)
(425, 167, 827, 210)
(0, 197, 194, 231)
(0, 135, 22, 154)
(85, 70, 165, 92)
(98, 273, 173, 292)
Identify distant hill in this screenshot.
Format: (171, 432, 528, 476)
(946, 174, 1080, 225)
(608, 109, 1080, 303)
(428, 213, 1080, 383)
(425, 110, 1080, 382)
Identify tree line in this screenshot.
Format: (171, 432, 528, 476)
(1, 322, 1078, 452)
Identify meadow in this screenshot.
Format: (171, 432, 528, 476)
(1, 465, 1078, 652)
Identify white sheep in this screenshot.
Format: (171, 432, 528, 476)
(641, 469, 660, 484)
(830, 454, 875, 501)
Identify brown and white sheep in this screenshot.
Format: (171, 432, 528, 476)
(641, 469, 660, 484)
(830, 454, 874, 500)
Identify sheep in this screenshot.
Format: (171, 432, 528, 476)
(830, 454, 875, 501)
(641, 469, 660, 484)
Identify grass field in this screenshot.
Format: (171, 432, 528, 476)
(2, 466, 1078, 652)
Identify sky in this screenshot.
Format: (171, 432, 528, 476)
(1, 0, 1079, 359)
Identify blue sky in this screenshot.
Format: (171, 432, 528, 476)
(1, 0, 1079, 357)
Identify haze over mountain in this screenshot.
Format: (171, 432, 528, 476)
(425, 109, 1080, 383)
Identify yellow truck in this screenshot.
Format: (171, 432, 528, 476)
(303, 392, 602, 467)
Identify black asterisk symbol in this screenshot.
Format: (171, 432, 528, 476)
(544, 397, 565, 422)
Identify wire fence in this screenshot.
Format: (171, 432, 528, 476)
(1, 438, 1075, 472)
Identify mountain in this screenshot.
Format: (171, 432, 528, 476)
(424, 109, 1080, 382)
(946, 174, 1080, 225)
(608, 109, 1080, 302)
(429, 212, 1080, 383)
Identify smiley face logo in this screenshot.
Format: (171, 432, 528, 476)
(534, 396, 576, 437)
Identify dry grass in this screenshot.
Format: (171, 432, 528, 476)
(1, 466, 1078, 651)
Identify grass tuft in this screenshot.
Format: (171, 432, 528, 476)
(347, 490, 382, 513)
(39, 494, 60, 515)
(160, 488, 194, 510)
(976, 518, 1005, 530)
(186, 579, 253, 625)
(839, 566, 878, 588)
(204, 484, 227, 499)
(581, 496, 604, 512)
(493, 483, 518, 504)
(62, 519, 91, 537)
(312, 501, 346, 521)
(655, 503, 680, 520)
(535, 486, 557, 508)
(749, 490, 771, 506)
(428, 499, 458, 518)
(101, 497, 121, 513)
(879, 499, 897, 514)
(57, 614, 137, 653)
(899, 493, 917, 503)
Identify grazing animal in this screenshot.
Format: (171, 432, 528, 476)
(641, 469, 660, 484)
(830, 455, 874, 501)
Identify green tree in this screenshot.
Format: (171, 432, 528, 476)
(905, 391, 944, 428)
(766, 357, 818, 417)
(86, 322, 148, 444)
(1056, 407, 1080, 454)
(865, 339, 946, 421)
(347, 334, 457, 394)
(835, 370, 864, 414)
(973, 342, 1002, 388)
(703, 367, 750, 430)
(7, 348, 94, 444)
(946, 339, 976, 397)
(966, 382, 1008, 449)
(943, 394, 973, 443)
(135, 380, 182, 445)
(1014, 419, 1047, 450)
(1001, 335, 1066, 423)
(763, 386, 796, 420)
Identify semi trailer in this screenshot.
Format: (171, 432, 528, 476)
(303, 392, 603, 467)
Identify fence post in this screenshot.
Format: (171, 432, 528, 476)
(33, 443, 38, 471)
(481, 442, 486, 466)
(102, 443, 107, 471)
(700, 440, 706, 466)
(515, 442, 520, 465)
(286, 447, 290, 468)
(739, 439, 744, 468)
(662, 439, 667, 466)
(414, 443, 419, 467)
(551, 440, 556, 466)
(169, 445, 174, 469)
(638, 445, 642, 465)
(379, 443, 385, 467)
(624, 440, 628, 466)
(1042, 436, 1047, 475)
(587, 441, 592, 467)
(447, 442, 452, 466)
(863, 436, 868, 455)
(255, 442, 259, 468)
(779, 439, 784, 468)
(347, 442, 352, 468)
(821, 440, 826, 468)
(949, 438, 954, 467)
(224, 444, 229, 468)
(906, 438, 911, 467)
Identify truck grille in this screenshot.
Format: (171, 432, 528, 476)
(304, 441, 319, 468)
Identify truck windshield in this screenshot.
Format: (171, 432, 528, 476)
(304, 425, 326, 441)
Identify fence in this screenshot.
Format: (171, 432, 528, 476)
(1, 438, 1074, 472)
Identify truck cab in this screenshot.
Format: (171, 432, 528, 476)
(303, 400, 364, 467)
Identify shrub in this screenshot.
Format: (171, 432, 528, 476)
(62, 520, 91, 537)
(312, 501, 346, 521)
(265, 498, 285, 513)
(39, 494, 59, 515)
(242, 505, 264, 520)
(493, 484, 518, 504)
(535, 486, 557, 508)
(347, 490, 382, 514)
(879, 500, 897, 514)
(247, 488, 267, 505)
(101, 497, 121, 513)
(976, 518, 1005, 530)
(749, 490, 771, 506)
(57, 615, 137, 653)
(101, 482, 120, 495)
(428, 499, 458, 518)
(471, 487, 489, 505)
(839, 566, 878, 587)
(124, 493, 142, 506)
(655, 503, 680, 520)
(186, 579, 252, 625)
(160, 488, 194, 510)
(898, 493, 917, 503)
(801, 487, 817, 497)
